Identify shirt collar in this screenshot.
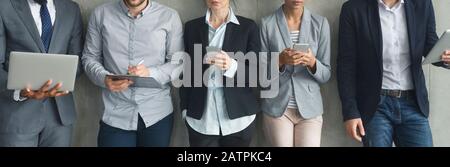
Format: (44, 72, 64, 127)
(119, 0, 152, 19)
(378, 0, 405, 11)
(205, 7, 240, 26)
(28, 0, 54, 7)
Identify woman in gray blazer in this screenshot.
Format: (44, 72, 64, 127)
(260, 0, 331, 147)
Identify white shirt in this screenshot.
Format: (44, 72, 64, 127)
(183, 8, 256, 136)
(288, 31, 300, 109)
(14, 0, 56, 101)
(378, 0, 414, 90)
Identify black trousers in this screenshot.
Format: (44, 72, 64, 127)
(186, 121, 255, 147)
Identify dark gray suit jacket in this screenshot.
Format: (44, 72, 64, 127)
(0, 0, 83, 133)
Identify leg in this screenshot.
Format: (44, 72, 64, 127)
(294, 115, 323, 147)
(394, 97, 433, 147)
(137, 114, 174, 147)
(219, 121, 255, 147)
(97, 121, 137, 147)
(39, 98, 73, 147)
(363, 96, 395, 147)
(186, 122, 220, 147)
(263, 111, 295, 147)
(0, 133, 39, 147)
(39, 125, 73, 147)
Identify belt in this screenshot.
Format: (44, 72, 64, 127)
(380, 89, 415, 98)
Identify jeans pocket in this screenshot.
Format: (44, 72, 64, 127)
(378, 95, 386, 106)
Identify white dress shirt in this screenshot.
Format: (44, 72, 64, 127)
(183, 8, 256, 136)
(14, 0, 56, 102)
(378, 0, 414, 90)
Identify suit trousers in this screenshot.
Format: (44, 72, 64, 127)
(0, 98, 73, 147)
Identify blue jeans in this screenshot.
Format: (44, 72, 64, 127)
(97, 114, 173, 147)
(363, 95, 433, 147)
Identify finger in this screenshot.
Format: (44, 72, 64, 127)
(213, 59, 226, 65)
(136, 64, 147, 70)
(49, 83, 63, 96)
(39, 80, 53, 92)
(358, 121, 366, 137)
(25, 88, 34, 98)
(352, 123, 362, 142)
(54, 91, 70, 97)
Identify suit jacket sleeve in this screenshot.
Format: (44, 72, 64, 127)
(424, 0, 446, 68)
(245, 20, 261, 87)
(68, 3, 84, 77)
(308, 18, 331, 84)
(179, 22, 192, 111)
(337, 3, 361, 121)
(0, 14, 14, 99)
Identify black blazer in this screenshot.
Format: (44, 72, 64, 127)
(180, 15, 261, 120)
(337, 0, 447, 122)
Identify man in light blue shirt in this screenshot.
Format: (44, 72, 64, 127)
(82, 0, 184, 147)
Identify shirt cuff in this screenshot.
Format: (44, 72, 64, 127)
(182, 109, 187, 121)
(223, 59, 238, 78)
(14, 90, 27, 102)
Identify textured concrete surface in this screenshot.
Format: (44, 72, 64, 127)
(70, 0, 450, 147)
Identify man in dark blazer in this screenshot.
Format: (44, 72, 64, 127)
(338, 0, 450, 147)
(0, 0, 83, 147)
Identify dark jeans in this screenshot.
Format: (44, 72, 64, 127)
(186, 121, 255, 147)
(98, 114, 173, 147)
(363, 95, 433, 147)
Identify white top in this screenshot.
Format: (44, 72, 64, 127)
(288, 31, 300, 109)
(378, 0, 414, 90)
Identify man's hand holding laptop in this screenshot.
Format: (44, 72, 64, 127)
(20, 80, 69, 100)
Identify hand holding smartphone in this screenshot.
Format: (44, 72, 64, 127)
(292, 43, 310, 53)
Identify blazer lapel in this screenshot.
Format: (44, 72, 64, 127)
(367, 0, 383, 73)
(295, 8, 312, 73)
(276, 7, 292, 50)
(200, 19, 210, 71)
(404, 0, 417, 62)
(200, 17, 209, 48)
(10, 0, 45, 52)
(48, 0, 66, 53)
(221, 23, 235, 52)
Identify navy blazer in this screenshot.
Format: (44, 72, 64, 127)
(180, 16, 261, 120)
(337, 0, 447, 122)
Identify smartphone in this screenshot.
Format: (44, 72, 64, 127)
(205, 46, 221, 64)
(292, 43, 310, 53)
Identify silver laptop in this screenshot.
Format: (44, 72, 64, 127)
(7, 52, 79, 92)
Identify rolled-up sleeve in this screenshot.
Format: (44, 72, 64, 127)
(149, 12, 184, 85)
(81, 10, 111, 88)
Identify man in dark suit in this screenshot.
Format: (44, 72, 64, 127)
(338, 0, 450, 147)
(0, 0, 83, 147)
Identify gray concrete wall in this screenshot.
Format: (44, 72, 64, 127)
(70, 0, 450, 147)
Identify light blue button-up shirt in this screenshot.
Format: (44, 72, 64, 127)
(184, 8, 256, 136)
(82, 1, 184, 130)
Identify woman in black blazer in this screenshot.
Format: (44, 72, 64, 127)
(180, 0, 260, 147)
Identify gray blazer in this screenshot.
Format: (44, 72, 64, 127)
(0, 0, 83, 133)
(260, 7, 331, 119)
